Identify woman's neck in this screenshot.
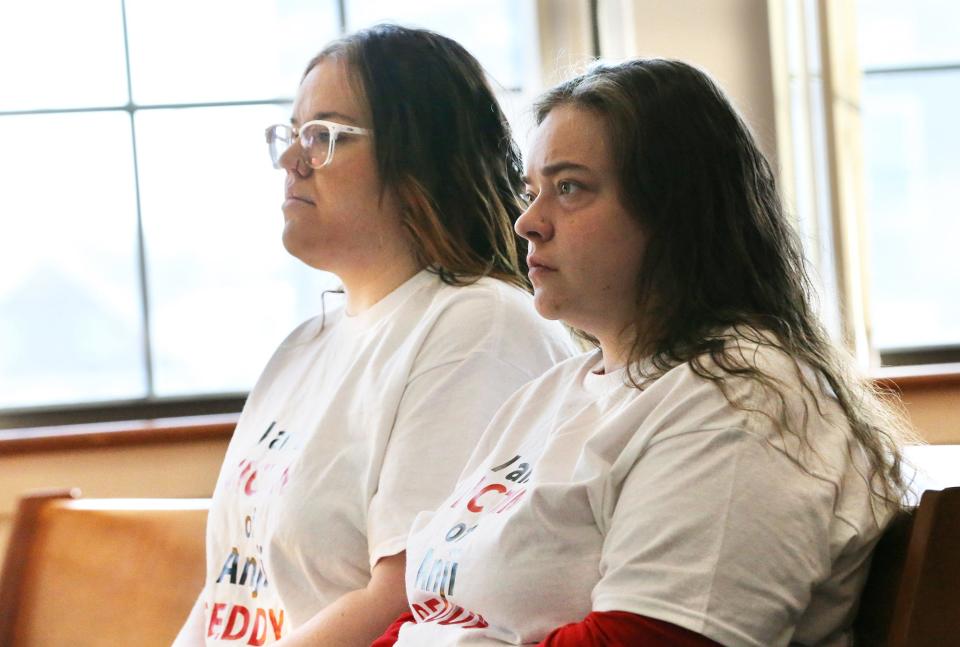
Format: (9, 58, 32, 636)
(340, 253, 423, 315)
(595, 329, 636, 374)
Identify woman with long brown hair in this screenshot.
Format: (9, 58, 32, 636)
(376, 58, 911, 647)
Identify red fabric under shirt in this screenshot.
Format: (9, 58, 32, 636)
(369, 611, 414, 647)
(538, 610, 722, 646)
(370, 610, 722, 646)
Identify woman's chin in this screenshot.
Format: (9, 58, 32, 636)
(532, 291, 565, 322)
(281, 227, 322, 268)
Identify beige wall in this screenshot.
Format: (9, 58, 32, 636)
(598, 0, 779, 163)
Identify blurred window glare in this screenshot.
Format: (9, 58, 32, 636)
(857, 1, 960, 354)
(134, 105, 331, 396)
(345, 0, 532, 90)
(0, 0, 128, 111)
(857, 0, 960, 69)
(0, 112, 144, 407)
(124, 0, 339, 105)
(0, 1, 535, 415)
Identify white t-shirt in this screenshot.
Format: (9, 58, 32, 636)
(400, 339, 891, 647)
(201, 270, 575, 645)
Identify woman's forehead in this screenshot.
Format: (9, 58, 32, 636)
(526, 105, 613, 176)
(292, 59, 367, 126)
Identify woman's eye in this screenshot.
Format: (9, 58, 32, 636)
(558, 181, 576, 195)
(520, 191, 536, 204)
(302, 127, 331, 145)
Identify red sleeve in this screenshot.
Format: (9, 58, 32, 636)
(537, 610, 722, 647)
(369, 611, 415, 647)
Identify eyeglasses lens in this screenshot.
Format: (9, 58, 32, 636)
(300, 123, 333, 168)
(267, 125, 291, 169)
(266, 123, 334, 169)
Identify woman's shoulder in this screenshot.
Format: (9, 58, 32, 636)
(637, 329, 846, 444)
(424, 273, 528, 312)
(476, 348, 602, 415)
(715, 330, 835, 405)
(532, 348, 602, 385)
(276, 300, 346, 349)
(653, 328, 827, 396)
(424, 274, 573, 339)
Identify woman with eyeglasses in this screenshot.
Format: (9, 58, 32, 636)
(373, 59, 912, 647)
(173, 25, 574, 647)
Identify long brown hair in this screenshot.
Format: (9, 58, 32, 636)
(535, 59, 914, 512)
(307, 24, 528, 289)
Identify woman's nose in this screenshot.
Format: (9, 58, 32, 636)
(279, 140, 310, 177)
(515, 199, 554, 243)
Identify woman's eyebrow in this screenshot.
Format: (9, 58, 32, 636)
(290, 111, 358, 126)
(541, 161, 591, 176)
(522, 161, 593, 184)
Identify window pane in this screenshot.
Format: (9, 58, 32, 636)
(862, 70, 960, 350)
(857, 0, 960, 69)
(134, 105, 335, 396)
(345, 0, 535, 90)
(0, 112, 145, 407)
(125, 0, 339, 105)
(0, 0, 128, 110)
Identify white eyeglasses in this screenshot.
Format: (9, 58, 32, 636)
(265, 119, 372, 169)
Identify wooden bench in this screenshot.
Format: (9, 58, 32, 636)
(3, 487, 957, 645)
(0, 489, 208, 647)
(854, 487, 960, 646)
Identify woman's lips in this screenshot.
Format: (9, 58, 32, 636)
(284, 193, 316, 206)
(527, 256, 556, 271)
(527, 256, 556, 282)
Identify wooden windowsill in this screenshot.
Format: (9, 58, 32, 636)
(0, 413, 238, 456)
(1, 364, 958, 456)
(872, 363, 960, 389)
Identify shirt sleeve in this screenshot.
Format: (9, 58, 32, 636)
(365, 289, 566, 568)
(593, 426, 838, 647)
(537, 611, 722, 647)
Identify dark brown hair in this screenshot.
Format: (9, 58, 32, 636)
(535, 59, 913, 511)
(307, 24, 528, 289)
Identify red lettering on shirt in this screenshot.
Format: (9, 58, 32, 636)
(450, 475, 486, 509)
(269, 608, 284, 639)
(247, 607, 268, 645)
(412, 597, 488, 630)
(205, 604, 285, 642)
(238, 460, 258, 496)
(467, 483, 507, 512)
(222, 605, 250, 639)
(208, 602, 227, 637)
(494, 488, 526, 514)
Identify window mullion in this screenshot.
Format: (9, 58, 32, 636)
(337, 0, 347, 34)
(120, 0, 155, 399)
